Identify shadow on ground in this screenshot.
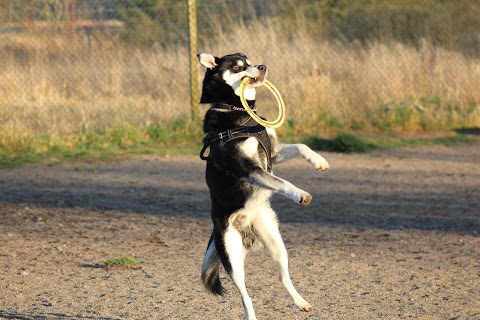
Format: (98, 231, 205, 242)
(0, 144, 479, 234)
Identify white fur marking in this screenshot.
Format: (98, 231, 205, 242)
(266, 128, 278, 156)
(198, 52, 217, 69)
(242, 87, 257, 101)
(224, 225, 257, 320)
(245, 171, 312, 204)
(202, 240, 217, 271)
(275, 144, 330, 171)
(237, 60, 244, 67)
(245, 65, 260, 77)
(222, 67, 261, 101)
(253, 208, 312, 311)
(239, 137, 259, 159)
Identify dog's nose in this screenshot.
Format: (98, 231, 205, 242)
(256, 65, 267, 72)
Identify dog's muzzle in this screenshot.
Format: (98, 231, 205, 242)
(247, 65, 267, 86)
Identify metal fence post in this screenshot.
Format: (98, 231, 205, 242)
(188, 0, 199, 122)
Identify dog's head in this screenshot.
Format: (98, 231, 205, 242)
(198, 52, 267, 105)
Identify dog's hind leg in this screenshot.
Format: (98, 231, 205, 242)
(254, 208, 313, 313)
(224, 225, 257, 320)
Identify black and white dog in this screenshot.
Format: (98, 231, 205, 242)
(198, 52, 329, 320)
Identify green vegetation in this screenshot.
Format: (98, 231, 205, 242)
(103, 256, 143, 269)
(113, 0, 188, 46)
(303, 132, 478, 153)
(280, 0, 480, 56)
(87, 306, 107, 315)
(2, 1, 477, 54)
(110, 0, 480, 56)
(303, 133, 376, 153)
(0, 118, 203, 168)
(0, 1, 479, 167)
(1, 121, 477, 168)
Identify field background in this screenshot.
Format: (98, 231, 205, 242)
(1, 2, 480, 319)
(0, 0, 479, 165)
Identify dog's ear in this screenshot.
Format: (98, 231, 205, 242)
(198, 53, 218, 69)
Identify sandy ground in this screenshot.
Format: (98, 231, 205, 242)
(0, 143, 479, 320)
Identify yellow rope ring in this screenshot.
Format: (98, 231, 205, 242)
(239, 77, 286, 129)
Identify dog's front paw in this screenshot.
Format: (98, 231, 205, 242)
(295, 299, 313, 312)
(285, 183, 312, 205)
(299, 302, 313, 312)
(314, 156, 330, 171)
(297, 192, 312, 205)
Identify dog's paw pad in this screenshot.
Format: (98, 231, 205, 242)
(301, 305, 313, 312)
(297, 302, 313, 312)
(299, 194, 312, 205)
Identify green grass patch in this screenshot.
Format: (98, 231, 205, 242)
(103, 256, 143, 269)
(303, 132, 478, 153)
(368, 97, 480, 133)
(303, 132, 376, 153)
(87, 305, 107, 314)
(0, 116, 203, 169)
(1, 115, 478, 168)
(371, 134, 478, 149)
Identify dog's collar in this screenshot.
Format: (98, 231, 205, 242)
(211, 103, 257, 113)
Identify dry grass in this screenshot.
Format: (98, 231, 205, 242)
(205, 21, 480, 134)
(0, 20, 479, 141)
(0, 31, 190, 138)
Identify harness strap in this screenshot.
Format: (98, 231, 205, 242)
(200, 124, 272, 172)
(211, 103, 257, 113)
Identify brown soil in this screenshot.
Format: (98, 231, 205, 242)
(1, 143, 479, 320)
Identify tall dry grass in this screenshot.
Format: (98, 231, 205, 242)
(204, 20, 480, 134)
(0, 30, 190, 138)
(0, 20, 479, 142)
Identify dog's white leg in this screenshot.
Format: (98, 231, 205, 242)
(244, 170, 312, 204)
(274, 143, 329, 171)
(224, 225, 257, 320)
(254, 208, 313, 313)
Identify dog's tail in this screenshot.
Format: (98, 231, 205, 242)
(201, 233, 224, 296)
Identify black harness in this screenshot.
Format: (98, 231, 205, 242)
(200, 106, 272, 173)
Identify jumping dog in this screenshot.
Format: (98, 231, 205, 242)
(198, 52, 329, 320)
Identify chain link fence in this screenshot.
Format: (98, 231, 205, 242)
(0, 0, 479, 138)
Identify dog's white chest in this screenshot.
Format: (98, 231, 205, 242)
(239, 137, 259, 159)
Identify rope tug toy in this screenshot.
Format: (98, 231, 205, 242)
(239, 77, 286, 129)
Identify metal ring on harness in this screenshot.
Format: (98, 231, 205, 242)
(239, 78, 286, 129)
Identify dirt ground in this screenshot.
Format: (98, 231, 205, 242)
(0, 142, 479, 320)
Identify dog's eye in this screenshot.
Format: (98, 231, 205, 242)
(232, 65, 242, 72)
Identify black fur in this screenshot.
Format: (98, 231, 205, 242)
(199, 53, 249, 106)
(200, 234, 224, 295)
(198, 52, 326, 319)
(199, 53, 268, 295)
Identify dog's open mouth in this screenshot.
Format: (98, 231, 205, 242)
(248, 74, 266, 85)
(242, 65, 267, 87)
